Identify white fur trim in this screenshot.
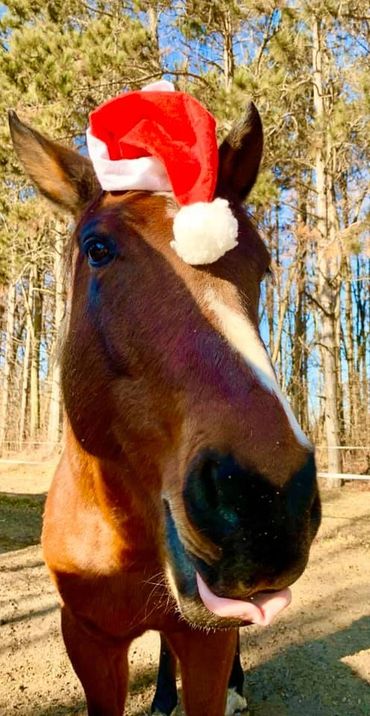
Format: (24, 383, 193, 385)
(141, 79, 175, 92)
(86, 80, 175, 191)
(86, 129, 172, 192)
(170, 198, 238, 265)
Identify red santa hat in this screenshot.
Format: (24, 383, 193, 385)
(86, 80, 238, 265)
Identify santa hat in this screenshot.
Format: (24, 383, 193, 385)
(86, 80, 238, 265)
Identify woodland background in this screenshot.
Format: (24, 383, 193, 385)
(0, 1, 369, 479)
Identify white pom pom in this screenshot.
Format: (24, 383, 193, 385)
(170, 198, 238, 265)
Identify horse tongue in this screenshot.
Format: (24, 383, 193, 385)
(196, 573, 291, 627)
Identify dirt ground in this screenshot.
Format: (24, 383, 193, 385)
(0, 461, 369, 716)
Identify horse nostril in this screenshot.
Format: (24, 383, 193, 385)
(184, 456, 222, 523)
(199, 458, 222, 510)
(184, 453, 243, 540)
(184, 451, 320, 554)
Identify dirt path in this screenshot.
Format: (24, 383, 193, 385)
(0, 465, 369, 715)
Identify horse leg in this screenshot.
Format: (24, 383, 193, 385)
(151, 632, 178, 715)
(152, 630, 246, 716)
(225, 631, 248, 715)
(166, 628, 238, 716)
(61, 606, 129, 716)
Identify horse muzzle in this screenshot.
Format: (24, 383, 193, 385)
(163, 450, 321, 628)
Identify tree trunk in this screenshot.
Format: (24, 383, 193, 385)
(0, 274, 16, 452)
(312, 16, 342, 485)
(265, 212, 275, 356)
(148, 5, 159, 50)
(19, 276, 33, 449)
(343, 259, 355, 439)
(291, 213, 308, 431)
(47, 224, 65, 447)
(222, 6, 234, 91)
(340, 171, 356, 444)
(29, 264, 42, 443)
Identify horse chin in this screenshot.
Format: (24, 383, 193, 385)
(163, 500, 243, 630)
(164, 557, 242, 631)
(170, 582, 243, 631)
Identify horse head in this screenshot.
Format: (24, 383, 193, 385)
(9, 101, 320, 631)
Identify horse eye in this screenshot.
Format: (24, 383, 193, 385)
(83, 237, 116, 267)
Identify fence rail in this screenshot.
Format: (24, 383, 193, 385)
(316, 445, 370, 451)
(318, 472, 370, 481)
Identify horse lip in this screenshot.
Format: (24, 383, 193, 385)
(163, 499, 260, 599)
(163, 498, 198, 598)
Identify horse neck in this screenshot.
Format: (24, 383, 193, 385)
(63, 421, 163, 558)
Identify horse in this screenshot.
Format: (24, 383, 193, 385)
(9, 101, 321, 716)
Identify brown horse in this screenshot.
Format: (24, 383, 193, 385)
(9, 103, 320, 716)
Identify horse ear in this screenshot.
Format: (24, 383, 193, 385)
(216, 102, 263, 202)
(8, 111, 100, 214)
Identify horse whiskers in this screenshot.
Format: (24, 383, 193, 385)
(143, 571, 167, 589)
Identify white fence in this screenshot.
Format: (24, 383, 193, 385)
(318, 472, 370, 482)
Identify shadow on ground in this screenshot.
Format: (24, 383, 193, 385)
(27, 617, 370, 715)
(0, 492, 45, 553)
(244, 616, 370, 715)
(24, 664, 160, 716)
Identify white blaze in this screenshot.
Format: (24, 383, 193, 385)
(205, 289, 312, 448)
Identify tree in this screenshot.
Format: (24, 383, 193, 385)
(0, 1, 369, 469)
